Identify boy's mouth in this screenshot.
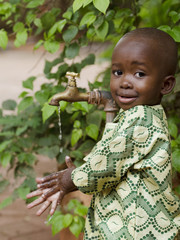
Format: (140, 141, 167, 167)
(118, 95, 137, 104)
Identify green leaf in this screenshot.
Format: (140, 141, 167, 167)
(95, 20, 109, 40)
(93, 15, 104, 29)
(73, 0, 83, 12)
(23, 76, 36, 90)
(67, 199, 79, 210)
(83, 0, 93, 7)
(82, 53, 95, 66)
(18, 97, 33, 113)
(15, 165, 35, 178)
(18, 153, 36, 165)
(69, 217, 84, 238)
(93, 0, 110, 14)
(37, 146, 59, 159)
(26, 11, 36, 25)
(87, 110, 102, 128)
(73, 120, 81, 128)
(0, 29, 8, 49)
(27, 0, 44, 8)
(0, 131, 14, 137)
(18, 91, 28, 98)
(48, 23, 58, 38)
(41, 11, 56, 30)
(35, 90, 49, 105)
(57, 19, 67, 33)
(14, 29, 28, 47)
(0, 197, 13, 209)
(168, 122, 178, 139)
(0, 140, 12, 153)
(2, 99, 17, 110)
(0, 152, 11, 167)
(13, 22, 24, 32)
(44, 40, 60, 53)
(65, 42, 80, 59)
(46, 211, 62, 225)
(51, 215, 64, 235)
(105, 10, 115, 21)
(62, 25, 78, 43)
(34, 18, 42, 28)
(22, 177, 37, 191)
(169, 11, 180, 24)
(176, 135, 180, 144)
(62, 214, 73, 227)
(73, 102, 89, 112)
(86, 27, 95, 39)
(71, 129, 83, 146)
(17, 186, 30, 200)
(62, 10, 72, 20)
(0, 179, 9, 193)
(44, 57, 63, 76)
(171, 26, 180, 42)
(172, 149, 180, 172)
(78, 139, 95, 152)
(80, 11, 96, 27)
(16, 125, 28, 136)
(74, 204, 88, 216)
(38, 135, 58, 147)
(34, 39, 44, 50)
(60, 101, 68, 111)
(86, 124, 99, 140)
(42, 102, 57, 123)
(70, 150, 84, 160)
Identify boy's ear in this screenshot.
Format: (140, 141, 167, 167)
(161, 75, 176, 95)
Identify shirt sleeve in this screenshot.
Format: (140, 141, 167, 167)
(71, 105, 169, 194)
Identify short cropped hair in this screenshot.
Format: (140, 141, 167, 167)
(122, 28, 178, 75)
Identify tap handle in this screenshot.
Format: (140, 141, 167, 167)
(66, 72, 79, 87)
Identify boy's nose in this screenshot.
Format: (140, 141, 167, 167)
(120, 76, 133, 89)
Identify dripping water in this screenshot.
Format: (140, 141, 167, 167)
(58, 106, 63, 153)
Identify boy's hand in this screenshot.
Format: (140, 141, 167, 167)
(27, 189, 61, 216)
(26, 156, 77, 215)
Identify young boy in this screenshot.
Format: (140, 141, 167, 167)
(27, 28, 180, 239)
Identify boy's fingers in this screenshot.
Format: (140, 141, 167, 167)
(57, 190, 65, 206)
(27, 196, 45, 209)
(42, 185, 59, 199)
(65, 156, 75, 168)
(36, 177, 44, 183)
(37, 179, 58, 189)
(36, 172, 60, 183)
(36, 200, 51, 216)
(26, 189, 43, 199)
(50, 199, 58, 216)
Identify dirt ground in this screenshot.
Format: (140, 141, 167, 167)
(0, 42, 108, 239)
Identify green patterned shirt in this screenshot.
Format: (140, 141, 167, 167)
(72, 105, 180, 240)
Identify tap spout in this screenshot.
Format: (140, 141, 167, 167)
(49, 72, 90, 106)
(49, 86, 90, 106)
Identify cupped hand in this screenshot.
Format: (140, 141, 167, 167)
(35, 156, 77, 200)
(26, 156, 77, 215)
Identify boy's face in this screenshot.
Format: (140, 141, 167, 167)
(110, 36, 165, 110)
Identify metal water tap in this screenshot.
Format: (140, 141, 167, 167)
(49, 72, 118, 122)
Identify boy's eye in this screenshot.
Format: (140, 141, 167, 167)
(113, 70, 123, 76)
(135, 72, 145, 78)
